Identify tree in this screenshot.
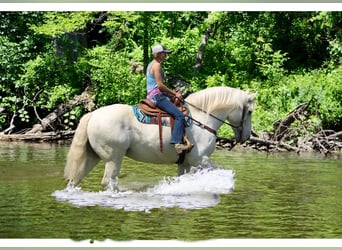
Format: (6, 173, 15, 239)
(0, 11, 340, 140)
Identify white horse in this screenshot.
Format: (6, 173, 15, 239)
(64, 86, 255, 190)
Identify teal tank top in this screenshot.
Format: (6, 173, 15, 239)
(146, 61, 165, 99)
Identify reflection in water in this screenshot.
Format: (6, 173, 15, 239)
(52, 167, 235, 212)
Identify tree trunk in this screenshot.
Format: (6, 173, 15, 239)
(194, 28, 210, 74)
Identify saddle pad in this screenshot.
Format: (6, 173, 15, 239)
(132, 105, 193, 127)
(132, 105, 172, 127)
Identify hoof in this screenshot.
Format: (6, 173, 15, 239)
(104, 177, 119, 192)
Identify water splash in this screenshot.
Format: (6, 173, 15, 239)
(52, 166, 235, 212)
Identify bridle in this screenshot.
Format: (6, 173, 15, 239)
(179, 98, 247, 137)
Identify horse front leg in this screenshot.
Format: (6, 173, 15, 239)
(177, 163, 191, 176)
(102, 159, 123, 192)
(178, 156, 214, 175)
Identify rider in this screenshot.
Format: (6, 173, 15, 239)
(146, 44, 187, 154)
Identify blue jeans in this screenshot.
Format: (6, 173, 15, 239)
(153, 94, 185, 144)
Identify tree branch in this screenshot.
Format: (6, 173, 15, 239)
(273, 103, 308, 141)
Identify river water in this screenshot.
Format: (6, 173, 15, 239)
(0, 141, 341, 242)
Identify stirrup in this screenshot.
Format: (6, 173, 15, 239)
(174, 137, 194, 154)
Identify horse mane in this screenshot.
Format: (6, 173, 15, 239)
(185, 86, 248, 113)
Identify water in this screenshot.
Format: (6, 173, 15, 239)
(53, 167, 234, 212)
(0, 141, 341, 242)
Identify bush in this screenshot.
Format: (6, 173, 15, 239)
(250, 66, 342, 133)
(18, 49, 86, 109)
(86, 46, 145, 106)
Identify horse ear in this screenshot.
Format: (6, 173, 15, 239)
(247, 93, 256, 110)
(248, 93, 256, 102)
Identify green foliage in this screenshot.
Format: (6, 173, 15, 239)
(85, 46, 145, 106)
(63, 106, 83, 130)
(159, 29, 201, 79)
(0, 36, 25, 98)
(0, 11, 341, 136)
(251, 66, 342, 133)
(18, 109, 30, 123)
(254, 39, 288, 82)
(30, 12, 96, 36)
(18, 49, 86, 109)
(0, 13, 47, 129)
(310, 12, 342, 66)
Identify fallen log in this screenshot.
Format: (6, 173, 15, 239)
(310, 130, 342, 154)
(243, 128, 342, 154)
(326, 131, 342, 140)
(248, 135, 300, 152)
(0, 87, 95, 141)
(1, 112, 17, 134)
(0, 130, 75, 142)
(25, 87, 96, 134)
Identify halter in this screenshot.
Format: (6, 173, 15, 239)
(180, 98, 247, 137)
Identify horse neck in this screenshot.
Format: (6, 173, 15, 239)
(186, 87, 245, 131)
(190, 107, 230, 132)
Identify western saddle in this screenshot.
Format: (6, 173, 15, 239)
(137, 98, 194, 154)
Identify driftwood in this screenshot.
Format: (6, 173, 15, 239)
(246, 130, 342, 155)
(1, 89, 45, 135)
(1, 112, 17, 135)
(239, 103, 341, 154)
(216, 129, 341, 154)
(25, 87, 96, 134)
(273, 103, 308, 141)
(310, 130, 342, 155)
(248, 135, 300, 152)
(0, 87, 95, 141)
(326, 131, 342, 139)
(0, 130, 75, 142)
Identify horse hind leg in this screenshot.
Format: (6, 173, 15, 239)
(64, 113, 100, 187)
(65, 144, 100, 188)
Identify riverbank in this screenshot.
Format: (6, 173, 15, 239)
(216, 129, 342, 156)
(1, 128, 341, 156)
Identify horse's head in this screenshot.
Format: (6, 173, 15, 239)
(229, 93, 256, 143)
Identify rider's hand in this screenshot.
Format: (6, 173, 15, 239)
(175, 91, 183, 101)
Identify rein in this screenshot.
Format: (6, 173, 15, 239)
(177, 97, 245, 136)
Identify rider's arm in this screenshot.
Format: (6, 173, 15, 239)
(153, 62, 182, 100)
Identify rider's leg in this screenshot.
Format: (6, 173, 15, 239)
(154, 94, 185, 144)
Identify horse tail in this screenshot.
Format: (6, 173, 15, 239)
(64, 112, 100, 187)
